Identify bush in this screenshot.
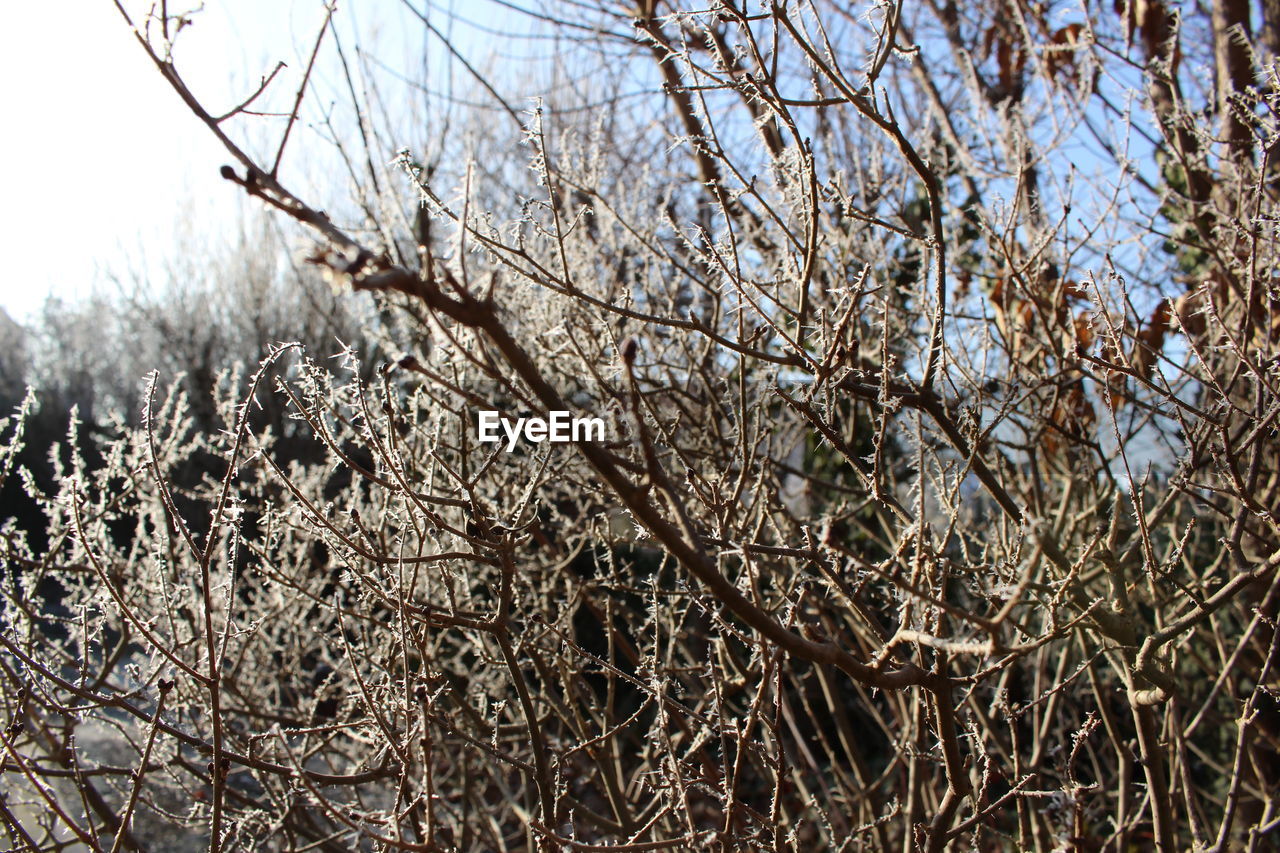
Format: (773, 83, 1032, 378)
(3, 1, 1280, 850)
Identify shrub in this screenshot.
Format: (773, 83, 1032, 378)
(4, 1, 1280, 850)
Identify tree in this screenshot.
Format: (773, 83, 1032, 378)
(2, 0, 1279, 849)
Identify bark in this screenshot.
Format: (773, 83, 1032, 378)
(1214, 0, 1255, 154)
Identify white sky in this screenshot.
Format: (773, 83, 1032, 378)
(0, 1, 389, 323)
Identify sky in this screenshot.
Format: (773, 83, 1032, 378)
(0, 1, 418, 323)
(0, 3, 1152, 328)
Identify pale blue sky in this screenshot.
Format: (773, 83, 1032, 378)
(0, 1, 455, 322)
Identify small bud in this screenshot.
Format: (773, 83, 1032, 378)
(219, 165, 237, 181)
(344, 248, 373, 275)
(622, 338, 638, 365)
